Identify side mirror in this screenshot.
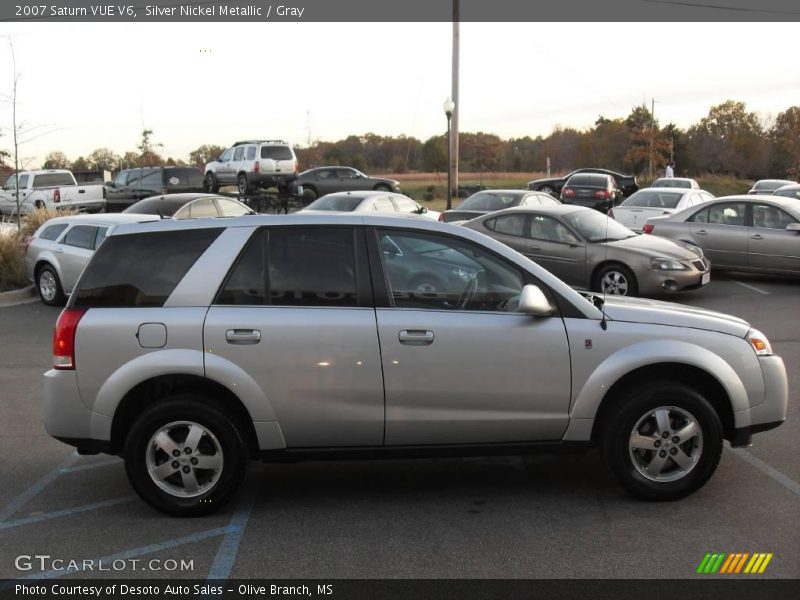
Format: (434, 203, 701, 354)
(415, 206, 427, 214)
(518, 284, 553, 317)
(787, 223, 800, 233)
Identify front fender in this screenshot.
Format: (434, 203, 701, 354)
(566, 339, 751, 440)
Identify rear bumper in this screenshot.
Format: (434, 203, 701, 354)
(43, 369, 112, 447)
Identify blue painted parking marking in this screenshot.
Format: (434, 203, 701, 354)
(0, 497, 135, 531)
(207, 494, 255, 580)
(0, 452, 79, 522)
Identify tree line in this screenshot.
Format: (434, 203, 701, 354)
(5, 100, 800, 180)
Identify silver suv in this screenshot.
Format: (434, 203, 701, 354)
(43, 215, 788, 516)
(204, 140, 298, 196)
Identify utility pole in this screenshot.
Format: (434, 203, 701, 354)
(649, 98, 655, 181)
(451, 0, 460, 200)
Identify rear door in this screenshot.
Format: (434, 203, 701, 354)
(370, 227, 572, 445)
(204, 226, 384, 447)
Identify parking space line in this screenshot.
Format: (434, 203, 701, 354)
(0, 496, 134, 531)
(206, 494, 255, 580)
(727, 445, 800, 497)
(731, 280, 770, 295)
(0, 452, 79, 522)
(2, 526, 234, 584)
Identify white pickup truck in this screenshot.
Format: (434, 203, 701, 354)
(0, 170, 106, 215)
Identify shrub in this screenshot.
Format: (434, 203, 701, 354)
(0, 232, 27, 292)
(20, 207, 66, 239)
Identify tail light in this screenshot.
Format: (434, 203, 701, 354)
(53, 189, 61, 204)
(562, 188, 575, 197)
(607, 209, 615, 218)
(253, 162, 260, 173)
(24, 236, 33, 252)
(642, 224, 655, 234)
(594, 190, 610, 199)
(53, 308, 87, 370)
(438, 213, 446, 222)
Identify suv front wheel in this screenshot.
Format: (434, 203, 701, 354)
(601, 381, 723, 501)
(124, 396, 248, 516)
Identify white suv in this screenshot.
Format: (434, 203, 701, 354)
(204, 140, 298, 196)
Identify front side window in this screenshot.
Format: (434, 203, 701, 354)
(233, 147, 245, 161)
(62, 225, 98, 250)
(219, 148, 234, 162)
(113, 171, 129, 187)
(372, 197, 395, 212)
(217, 227, 358, 307)
(185, 197, 219, 219)
(530, 215, 576, 243)
(391, 196, 420, 213)
(140, 169, 162, 186)
(4, 174, 29, 190)
(752, 204, 797, 230)
(705, 202, 747, 226)
(215, 198, 252, 217)
(337, 168, 357, 179)
(378, 230, 524, 313)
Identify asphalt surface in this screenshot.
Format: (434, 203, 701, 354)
(0, 273, 798, 581)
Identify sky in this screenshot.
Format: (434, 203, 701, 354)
(1, 21, 799, 167)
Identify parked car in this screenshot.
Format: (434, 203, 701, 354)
(560, 173, 623, 212)
(464, 205, 709, 296)
(204, 140, 298, 195)
(302, 191, 440, 220)
(528, 168, 638, 197)
(772, 184, 800, 201)
(291, 167, 399, 201)
(643, 196, 800, 275)
(650, 177, 700, 189)
(0, 170, 106, 215)
(123, 193, 255, 219)
(105, 167, 205, 211)
(439, 190, 559, 223)
(43, 213, 786, 516)
(25, 213, 159, 306)
(610, 188, 715, 233)
(747, 179, 796, 195)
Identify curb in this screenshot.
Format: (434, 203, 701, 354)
(0, 284, 38, 307)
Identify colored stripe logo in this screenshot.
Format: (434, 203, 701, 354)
(696, 552, 773, 574)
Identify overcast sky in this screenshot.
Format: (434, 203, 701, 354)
(1, 22, 799, 166)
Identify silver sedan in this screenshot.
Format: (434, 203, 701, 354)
(643, 195, 800, 275)
(463, 205, 710, 296)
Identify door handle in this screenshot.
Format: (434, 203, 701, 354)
(528, 245, 541, 252)
(225, 329, 261, 344)
(78, 189, 85, 194)
(398, 330, 434, 345)
(750, 234, 764, 240)
(55, 248, 64, 254)
(696, 229, 708, 235)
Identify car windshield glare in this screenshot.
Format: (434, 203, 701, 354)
(458, 192, 521, 211)
(305, 195, 364, 212)
(622, 191, 683, 209)
(563, 210, 635, 242)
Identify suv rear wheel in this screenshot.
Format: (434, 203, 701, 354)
(124, 396, 248, 516)
(601, 381, 723, 501)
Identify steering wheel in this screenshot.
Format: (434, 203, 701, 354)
(456, 276, 479, 310)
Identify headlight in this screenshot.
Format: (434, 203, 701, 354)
(650, 257, 688, 271)
(747, 328, 773, 356)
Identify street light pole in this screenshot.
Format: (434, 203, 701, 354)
(444, 97, 455, 210)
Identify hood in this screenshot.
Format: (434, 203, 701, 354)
(597, 295, 751, 337)
(607, 234, 701, 260)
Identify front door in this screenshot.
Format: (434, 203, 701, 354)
(749, 203, 800, 274)
(371, 228, 572, 446)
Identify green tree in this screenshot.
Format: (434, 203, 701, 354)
(87, 147, 119, 171)
(188, 144, 226, 168)
(420, 135, 447, 172)
(70, 156, 89, 171)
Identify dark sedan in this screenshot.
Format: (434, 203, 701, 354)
(439, 190, 559, 223)
(560, 173, 623, 212)
(748, 179, 796, 195)
(772, 184, 800, 201)
(123, 193, 255, 219)
(528, 168, 638, 197)
(293, 166, 399, 201)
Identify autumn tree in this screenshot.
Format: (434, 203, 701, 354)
(70, 156, 89, 171)
(769, 106, 800, 179)
(189, 144, 226, 168)
(87, 147, 119, 171)
(43, 150, 69, 169)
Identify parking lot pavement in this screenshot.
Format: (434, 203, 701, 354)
(1, 278, 798, 581)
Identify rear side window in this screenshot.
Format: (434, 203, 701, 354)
(39, 223, 69, 241)
(245, 146, 256, 160)
(260, 146, 293, 160)
(216, 227, 358, 307)
(63, 225, 98, 250)
(73, 228, 222, 308)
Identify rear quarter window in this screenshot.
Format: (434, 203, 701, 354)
(72, 228, 222, 308)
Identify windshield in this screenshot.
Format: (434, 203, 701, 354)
(457, 192, 523, 211)
(305, 195, 363, 212)
(621, 190, 684, 209)
(563, 209, 636, 242)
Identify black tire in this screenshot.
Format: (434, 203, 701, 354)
(593, 263, 638, 297)
(36, 264, 66, 306)
(601, 381, 723, 501)
(205, 173, 219, 193)
(302, 186, 318, 202)
(124, 396, 248, 517)
(237, 173, 251, 196)
(374, 184, 391, 192)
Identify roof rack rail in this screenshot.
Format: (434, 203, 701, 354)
(233, 139, 289, 146)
